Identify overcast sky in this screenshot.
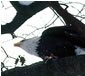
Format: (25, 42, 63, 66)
(1, 1, 85, 71)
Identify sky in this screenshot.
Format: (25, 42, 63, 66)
(1, 1, 85, 71)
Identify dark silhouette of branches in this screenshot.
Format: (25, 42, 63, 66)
(1, 1, 85, 74)
(2, 55, 85, 76)
(1, 1, 49, 34)
(2, 1, 85, 35)
(1, 46, 16, 66)
(49, 1, 85, 38)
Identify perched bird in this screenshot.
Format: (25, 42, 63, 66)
(14, 26, 85, 60)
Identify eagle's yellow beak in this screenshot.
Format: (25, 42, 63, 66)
(14, 42, 22, 46)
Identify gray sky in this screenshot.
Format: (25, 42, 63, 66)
(1, 1, 85, 71)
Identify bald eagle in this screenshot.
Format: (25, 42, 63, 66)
(14, 26, 85, 60)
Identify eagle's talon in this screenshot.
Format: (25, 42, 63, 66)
(44, 53, 57, 64)
(44, 56, 52, 64)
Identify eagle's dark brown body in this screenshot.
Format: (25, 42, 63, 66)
(37, 26, 85, 59)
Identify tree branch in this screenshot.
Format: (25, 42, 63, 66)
(1, 1, 49, 34)
(49, 1, 85, 38)
(2, 55, 85, 76)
